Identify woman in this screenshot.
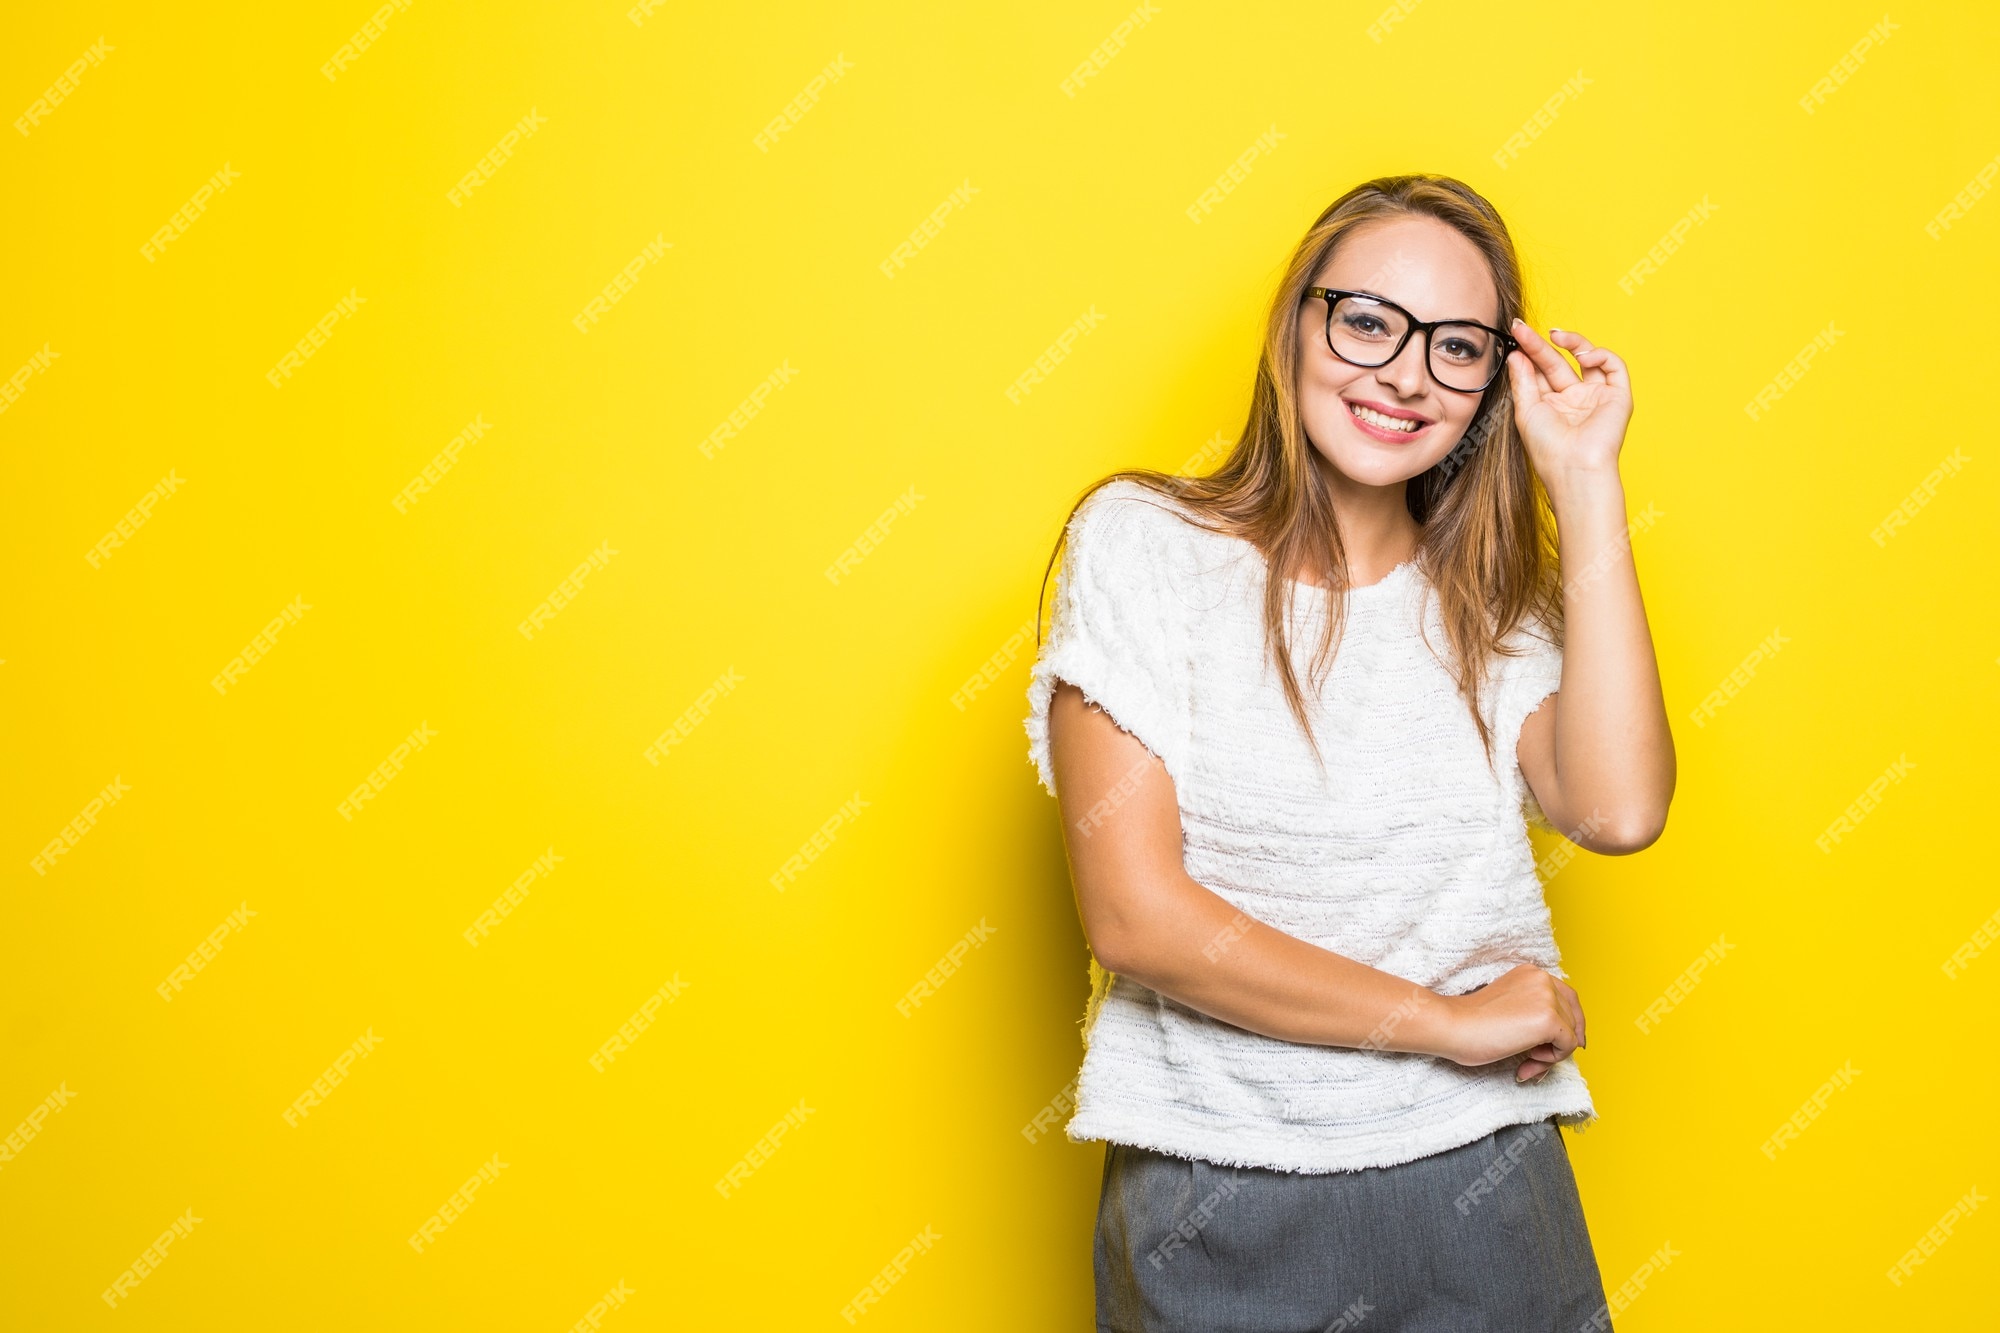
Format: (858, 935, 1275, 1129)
(1023, 174, 1674, 1331)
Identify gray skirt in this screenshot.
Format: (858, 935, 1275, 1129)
(1094, 1118, 1612, 1332)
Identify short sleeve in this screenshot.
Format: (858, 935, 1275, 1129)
(1023, 483, 1192, 800)
(1490, 618, 1564, 833)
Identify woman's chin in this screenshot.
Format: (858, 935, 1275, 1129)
(1312, 444, 1443, 490)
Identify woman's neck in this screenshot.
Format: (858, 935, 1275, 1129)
(1309, 468, 1422, 588)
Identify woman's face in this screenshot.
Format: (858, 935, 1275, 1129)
(1296, 215, 1505, 491)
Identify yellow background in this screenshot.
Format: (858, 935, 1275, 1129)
(5, 1, 1997, 1327)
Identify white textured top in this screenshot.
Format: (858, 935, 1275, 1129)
(1024, 479, 1595, 1174)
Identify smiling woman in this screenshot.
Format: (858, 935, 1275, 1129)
(1024, 173, 1675, 1331)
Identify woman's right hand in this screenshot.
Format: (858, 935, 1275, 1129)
(1434, 964, 1586, 1081)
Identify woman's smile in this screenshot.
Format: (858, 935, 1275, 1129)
(1343, 397, 1436, 443)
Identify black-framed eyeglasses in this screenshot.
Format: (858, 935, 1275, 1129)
(1303, 287, 1519, 394)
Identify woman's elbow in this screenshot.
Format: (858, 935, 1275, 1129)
(1074, 869, 1184, 978)
(1078, 894, 1147, 975)
(1088, 928, 1135, 976)
(1591, 803, 1670, 854)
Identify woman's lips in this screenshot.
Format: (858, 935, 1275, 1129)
(1344, 400, 1434, 444)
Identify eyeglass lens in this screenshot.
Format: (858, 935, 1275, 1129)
(1326, 295, 1501, 392)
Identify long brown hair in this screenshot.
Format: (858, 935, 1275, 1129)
(1036, 173, 1563, 774)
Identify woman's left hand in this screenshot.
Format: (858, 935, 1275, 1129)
(1504, 322, 1634, 489)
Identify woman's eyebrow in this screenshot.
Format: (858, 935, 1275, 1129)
(1347, 289, 1495, 326)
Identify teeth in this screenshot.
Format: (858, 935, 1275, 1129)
(1349, 402, 1421, 432)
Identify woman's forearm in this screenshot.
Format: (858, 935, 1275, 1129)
(1100, 866, 1452, 1056)
(1544, 467, 1677, 847)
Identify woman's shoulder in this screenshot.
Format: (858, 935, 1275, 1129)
(1069, 478, 1217, 562)
(1062, 479, 1253, 629)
